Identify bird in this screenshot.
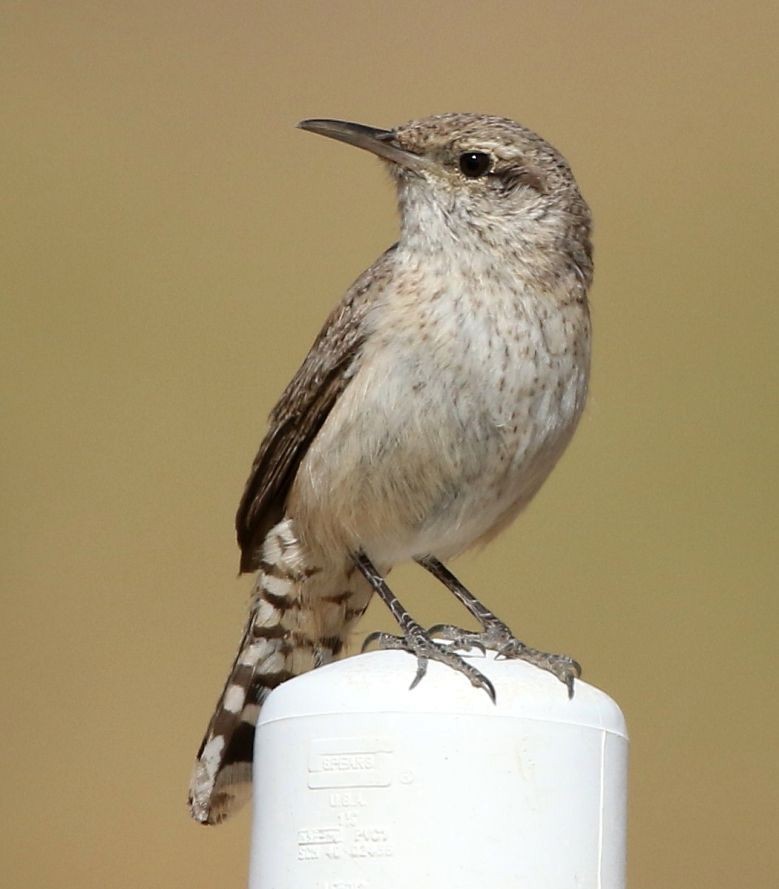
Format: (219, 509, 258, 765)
(188, 112, 593, 825)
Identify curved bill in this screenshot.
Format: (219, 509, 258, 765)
(298, 118, 430, 174)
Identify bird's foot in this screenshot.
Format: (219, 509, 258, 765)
(362, 623, 496, 702)
(429, 621, 581, 698)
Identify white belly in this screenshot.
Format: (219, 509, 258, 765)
(290, 278, 590, 568)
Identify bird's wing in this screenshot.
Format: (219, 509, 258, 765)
(235, 245, 397, 572)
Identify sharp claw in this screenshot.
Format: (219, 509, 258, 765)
(482, 676, 497, 704)
(409, 658, 428, 690)
(361, 632, 380, 653)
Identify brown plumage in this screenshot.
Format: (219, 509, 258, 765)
(236, 246, 397, 571)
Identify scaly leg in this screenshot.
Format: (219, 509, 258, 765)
(416, 555, 581, 698)
(353, 552, 495, 702)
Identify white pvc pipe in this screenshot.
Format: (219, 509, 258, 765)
(249, 649, 628, 888)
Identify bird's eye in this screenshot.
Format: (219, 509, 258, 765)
(458, 151, 492, 178)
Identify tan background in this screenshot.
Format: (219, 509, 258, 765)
(2, 2, 777, 887)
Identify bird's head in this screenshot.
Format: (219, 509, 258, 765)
(299, 112, 592, 284)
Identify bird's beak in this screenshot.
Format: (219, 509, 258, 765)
(298, 119, 430, 174)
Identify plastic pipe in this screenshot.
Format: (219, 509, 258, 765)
(249, 649, 628, 888)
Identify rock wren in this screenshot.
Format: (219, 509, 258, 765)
(188, 113, 593, 824)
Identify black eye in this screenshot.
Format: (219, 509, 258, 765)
(458, 151, 492, 178)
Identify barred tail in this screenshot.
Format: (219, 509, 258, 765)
(188, 519, 370, 825)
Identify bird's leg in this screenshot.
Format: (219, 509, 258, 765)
(353, 552, 495, 702)
(415, 555, 581, 697)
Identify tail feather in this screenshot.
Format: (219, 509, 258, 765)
(188, 519, 369, 825)
(187, 621, 288, 825)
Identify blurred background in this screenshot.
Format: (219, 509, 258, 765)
(2, 2, 777, 887)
